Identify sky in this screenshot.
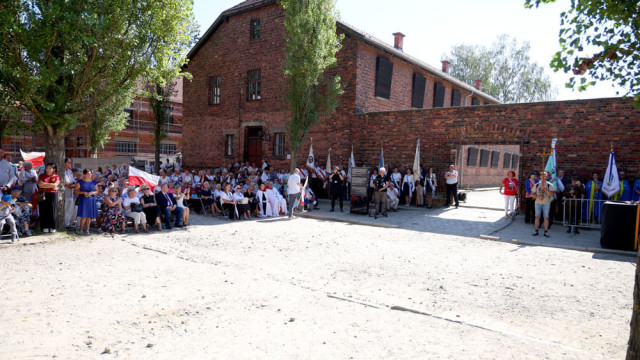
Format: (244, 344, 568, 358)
(192, 0, 625, 101)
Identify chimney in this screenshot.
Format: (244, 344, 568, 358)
(441, 60, 450, 74)
(393, 32, 405, 51)
(475, 79, 483, 90)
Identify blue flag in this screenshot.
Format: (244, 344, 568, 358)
(545, 152, 557, 189)
(379, 148, 385, 170)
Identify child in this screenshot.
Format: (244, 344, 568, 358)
(0, 194, 19, 243)
(10, 187, 32, 236)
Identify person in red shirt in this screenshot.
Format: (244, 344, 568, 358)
(37, 162, 60, 233)
(499, 170, 519, 218)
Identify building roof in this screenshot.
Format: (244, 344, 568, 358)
(187, 0, 501, 104)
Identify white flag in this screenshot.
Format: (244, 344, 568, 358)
(306, 144, 315, 169)
(129, 166, 160, 188)
(601, 151, 620, 197)
(347, 148, 356, 182)
(412, 139, 420, 183)
(326, 148, 332, 172)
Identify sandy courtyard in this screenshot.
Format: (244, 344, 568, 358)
(0, 213, 635, 359)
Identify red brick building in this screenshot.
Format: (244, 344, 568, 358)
(2, 79, 183, 162)
(183, 0, 640, 188)
(182, 0, 499, 170)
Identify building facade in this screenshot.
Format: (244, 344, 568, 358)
(182, 0, 499, 170)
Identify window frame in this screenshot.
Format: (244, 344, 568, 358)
(451, 89, 462, 107)
(115, 141, 137, 154)
(374, 57, 394, 100)
(433, 82, 445, 108)
(273, 133, 285, 157)
(250, 19, 261, 40)
(247, 70, 262, 101)
(490, 150, 501, 168)
(209, 76, 221, 105)
(160, 143, 177, 155)
(225, 135, 235, 157)
(467, 147, 478, 167)
(479, 149, 490, 168)
(411, 73, 426, 108)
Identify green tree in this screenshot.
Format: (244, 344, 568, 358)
(279, 0, 344, 172)
(444, 35, 557, 103)
(85, 99, 129, 158)
(145, 80, 178, 174)
(0, 0, 195, 228)
(525, 0, 637, 100)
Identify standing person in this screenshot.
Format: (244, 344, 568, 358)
(562, 178, 585, 234)
(612, 170, 632, 201)
(373, 167, 390, 219)
(401, 168, 415, 207)
(524, 171, 539, 224)
(328, 166, 344, 212)
(633, 176, 640, 202)
(63, 158, 77, 229)
(286, 168, 302, 218)
(18, 161, 38, 203)
(416, 165, 426, 207)
(37, 163, 60, 233)
(554, 169, 570, 221)
(0, 148, 17, 193)
(75, 169, 99, 235)
(425, 167, 437, 208)
(444, 164, 459, 208)
(499, 171, 519, 218)
(531, 171, 555, 238)
(583, 172, 603, 223)
(390, 168, 402, 194)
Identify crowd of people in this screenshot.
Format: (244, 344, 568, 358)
(2, 145, 638, 244)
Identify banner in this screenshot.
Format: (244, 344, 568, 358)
(326, 148, 332, 173)
(306, 144, 315, 169)
(602, 151, 620, 197)
(412, 139, 420, 184)
(128, 166, 160, 188)
(20, 150, 45, 168)
(378, 148, 385, 170)
(347, 148, 356, 182)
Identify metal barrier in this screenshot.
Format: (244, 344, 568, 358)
(562, 198, 609, 230)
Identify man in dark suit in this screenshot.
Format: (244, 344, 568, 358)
(553, 169, 572, 222)
(155, 184, 183, 229)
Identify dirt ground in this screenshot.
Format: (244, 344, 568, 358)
(0, 212, 635, 359)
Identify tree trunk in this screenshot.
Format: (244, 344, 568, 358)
(44, 126, 67, 231)
(289, 147, 298, 173)
(627, 253, 640, 359)
(154, 138, 161, 175)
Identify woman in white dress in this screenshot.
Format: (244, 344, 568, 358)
(401, 168, 415, 206)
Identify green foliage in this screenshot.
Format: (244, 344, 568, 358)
(525, 0, 639, 101)
(85, 97, 129, 156)
(145, 80, 179, 174)
(444, 35, 557, 103)
(279, 0, 344, 167)
(0, 0, 196, 140)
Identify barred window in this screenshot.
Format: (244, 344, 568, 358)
(491, 151, 500, 168)
(160, 143, 176, 155)
(479, 149, 490, 167)
(503, 153, 512, 169)
(375, 57, 393, 99)
(116, 141, 137, 154)
(251, 19, 261, 40)
(467, 147, 478, 167)
(273, 133, 285, 157)
(209, 77, 221, 105)
(247, 70, 261, 101)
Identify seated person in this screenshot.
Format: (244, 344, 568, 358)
(140, 185, 162, 231)
(219, 184, 238, 220)
(155, 184, 184, 229)
(10, 186, 32, 236)
(245, 185, 258, 215)
(198, 181, 216, 217)
(304, 184, 319, 211)
(123, 187, 148, 233)
(256, 183, 272, 218)
(233, 185, 252, 220)
(0, 194, 19, 242)
(387, 183, 400, 211)
(174, 185, 190, 226)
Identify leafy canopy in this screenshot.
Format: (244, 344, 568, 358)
(444, 35, 557, 103)
(0, 0, 196, 135)
(279, 0, 344, 163)
(525, 0, 638, 100)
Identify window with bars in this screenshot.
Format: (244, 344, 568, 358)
(511, 154, 519, 168)
(375, 57, 393, 99)
(209, 76, 221, 105)
(247, 70, 261, 101)
(411, 73, 426, 108)
(479, 149, 490, 167)
(115, 141, 137, 154)
(225, 135, 235, 156)
(251, 19, 261, 40)
(273, 133, 285, 157)
(11, 141, 22, 154)
(467, 147, 478, 167)
(472, 98, 480, 106)
(160, 143, 176, 155)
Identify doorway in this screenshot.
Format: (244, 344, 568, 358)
(245, 127, 263, 165)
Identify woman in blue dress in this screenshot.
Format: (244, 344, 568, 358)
(75, 169, 99, 235)
(583, 171, 603, 223)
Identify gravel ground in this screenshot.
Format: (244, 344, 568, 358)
(0, 208, 635, 359)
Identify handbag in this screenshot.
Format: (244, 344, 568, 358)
(36, 191, 46, 203)
(131, 203, 144, 213)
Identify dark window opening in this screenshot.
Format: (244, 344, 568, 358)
(451, 89, 461, 107)
(467, 147, 478, 167)
(411, 73, 426, 108)
(77, 137, 84, 147)
(491, 150, 500, 168)
(209, 76, 221, 105)
(503, 153, 512, 169)
(375, 57, 393, 99)
(433, 82, 445, 108)
(251, 19, 261, 40)
(472, 98, 480, 106)
(511, 154, 519, 169)
(273, 133, 285, 157)
(247, 70, 261, 101)
(479, 149, 490, 167)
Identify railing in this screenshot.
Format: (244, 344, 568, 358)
(563, 198, 609, 230)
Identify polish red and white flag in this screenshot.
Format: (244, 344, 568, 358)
(128, 166, 160, 188)
(20, 150, 45, 168)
